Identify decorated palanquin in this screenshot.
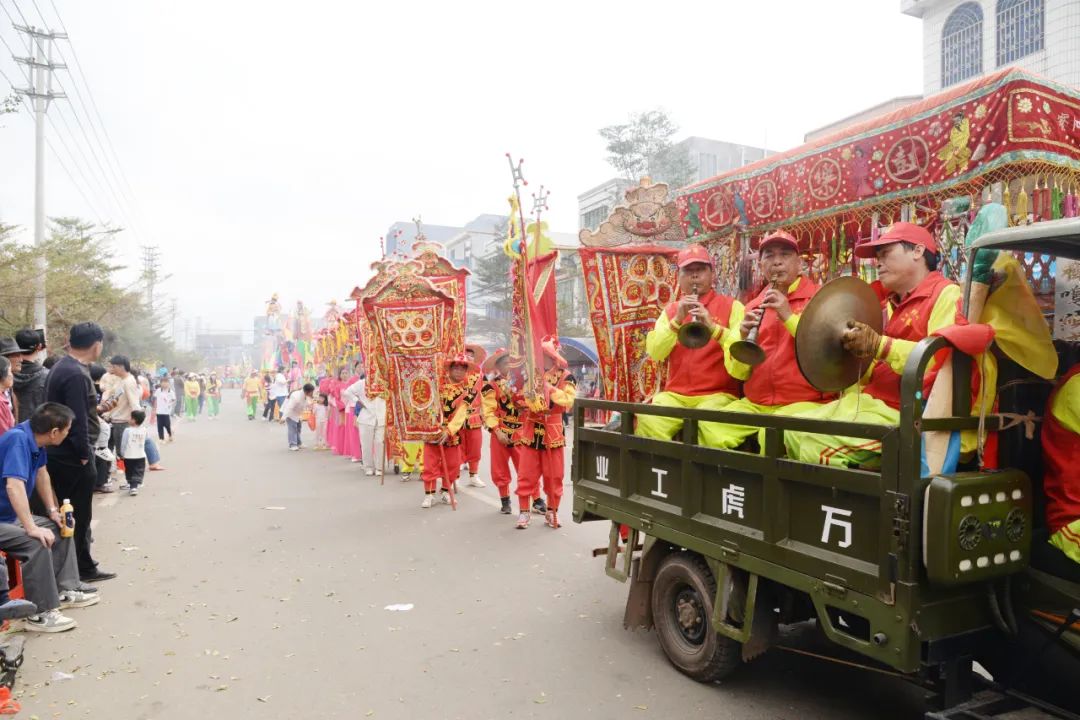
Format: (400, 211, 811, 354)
(674, 68, 1080, 311)
(579, 178, 685, 403)
(362, 261, 463, 457)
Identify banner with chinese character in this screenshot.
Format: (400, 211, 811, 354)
(677, 69, 1080, 239)
(579, 245, 679, 403)
(508, 249, 558, 395)
(362, 269, 456, 455)
(411, 246, 469, 357)
(1056, 258, 1080, 341)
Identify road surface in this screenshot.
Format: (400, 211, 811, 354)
(14, 408, 925, 719)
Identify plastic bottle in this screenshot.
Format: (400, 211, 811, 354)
(59, 499, 75, 538)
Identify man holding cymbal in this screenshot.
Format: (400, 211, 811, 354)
(784, 222, 968, 468)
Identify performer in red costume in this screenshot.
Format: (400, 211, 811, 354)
(481, 348, 521, 515)
(461, 344, 487, 488)
(421, 354, 480, 509)
(513, 337, 576, 530)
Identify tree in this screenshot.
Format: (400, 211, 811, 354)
(468, 221, 514, 344)
(0, 217, 193, 367)
(598, 109, 696, 189)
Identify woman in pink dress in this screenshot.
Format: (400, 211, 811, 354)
(322, 369, 343, 454)
(340, 362, 362, 463)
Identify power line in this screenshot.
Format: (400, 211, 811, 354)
(6, 0, 145, 243)
(41, 0, 153, 243)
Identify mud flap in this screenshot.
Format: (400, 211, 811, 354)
(709, 562, 778, 662)
(623, 556, 653, 631)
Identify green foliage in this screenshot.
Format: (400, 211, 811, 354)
(468, 228, 514, 343)
(599, 109, 695, 189)
(0, 217, 191, 368)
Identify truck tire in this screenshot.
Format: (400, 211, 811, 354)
(651, 553, 742, 683)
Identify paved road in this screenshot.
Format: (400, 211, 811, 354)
(14, 409, 926, 719)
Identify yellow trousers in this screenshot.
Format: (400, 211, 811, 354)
(1050, 519, 1080, 565)
(701, 397, 826, 450)
(399, 441, 424, 472)
(783, 391, 899, 468)
(635, 391, 737, 446)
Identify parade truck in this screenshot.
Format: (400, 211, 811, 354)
(569, 69, 1080, 718)
(571, 219, 1080, 718)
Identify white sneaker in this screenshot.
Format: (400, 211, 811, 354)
(25, 609, 77, 633)
(468, 474, 485, 488)
(289, 446, 299, 452)
(350, 458, 361, 463)
(401, 472, 413, 483)
(60, 589, 101, 609)
(420, 494, 433, 509)
(364, 469, 374, 477)
(129, 487, 140, 496)
(440, 490, 451, 505)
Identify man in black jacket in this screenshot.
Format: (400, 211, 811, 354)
(12, 328, 48, 424)
(42, 322, 117, 583)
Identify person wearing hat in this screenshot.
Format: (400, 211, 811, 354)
(785, 221, 969, 467)
(460, 344, 487, 488)
(0, 337, 31, 425)
(480, 348, 522, 514)
(701, 230, 832, 449)
(513, 337, 576, 530)
(637, 244, 745, 444)
(13, 328, 48, 424)
(420, 354, 480, 508)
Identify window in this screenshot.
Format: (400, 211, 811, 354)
(941, 3, 984, 87)
(581, 206, 608, 231)
(997, 0, 1044, 65)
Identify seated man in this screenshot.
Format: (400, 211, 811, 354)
(0, 402, 100, 633)
(785, 222, 965, 468)
(637, 244, 744, 444)
(1037, 362, 1080, 582)
(703, 230, 831, 448)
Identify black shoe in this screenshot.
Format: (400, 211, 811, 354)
(500, 497, 512, 515)
(80, 569, 117, 582)
(532, 498, 547, 515)
(0, 599, 37, 621)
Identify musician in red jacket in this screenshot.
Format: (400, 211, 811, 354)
(638, 244, 744, 444)
(703, 230, 831, 448)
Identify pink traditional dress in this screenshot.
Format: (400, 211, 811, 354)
(320, 376, 341, 454)
(341, 374, 362, 462)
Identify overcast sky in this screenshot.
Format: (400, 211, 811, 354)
(0, 0, 922, 343)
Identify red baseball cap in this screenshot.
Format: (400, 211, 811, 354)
(677, 244, 714, 269)
(854, 221, 938, 259)
(754, 230, 800, 253)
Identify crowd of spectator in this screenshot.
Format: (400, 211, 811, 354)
(0, 322, 181, 636)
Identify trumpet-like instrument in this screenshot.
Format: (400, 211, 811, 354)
(676, 282, 711, 349)
(729, 276, 781, 367)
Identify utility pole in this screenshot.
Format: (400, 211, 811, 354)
(141, 245, 161, 308)
(13, 24, 66, 336)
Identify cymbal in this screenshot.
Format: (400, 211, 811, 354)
(795, 276, 883, 392)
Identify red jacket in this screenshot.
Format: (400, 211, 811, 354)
(742, 277, 831, 406)
(660, 290, 740, 397)
(1042, 364, 1080, 535)
(864, 271, 963, 410)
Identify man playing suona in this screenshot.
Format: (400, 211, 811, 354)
(703, 230, 831, 449)
(638, 244, 744, 445)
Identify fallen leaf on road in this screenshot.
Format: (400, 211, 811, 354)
(634, 705, 648, 711)
(257, 696, 270, 703)
(383, 604, 414, 612)
(216, 684, 229, 692)
(180, 491, 192, 496)
(121, 546, 139, 552)
(534, 693, 547, 704)
(262, 506, 286, 511)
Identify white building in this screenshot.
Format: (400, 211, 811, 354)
(901, 0, 1080, 94)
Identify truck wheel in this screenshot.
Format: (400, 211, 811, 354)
(651, 553, 741, 683)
